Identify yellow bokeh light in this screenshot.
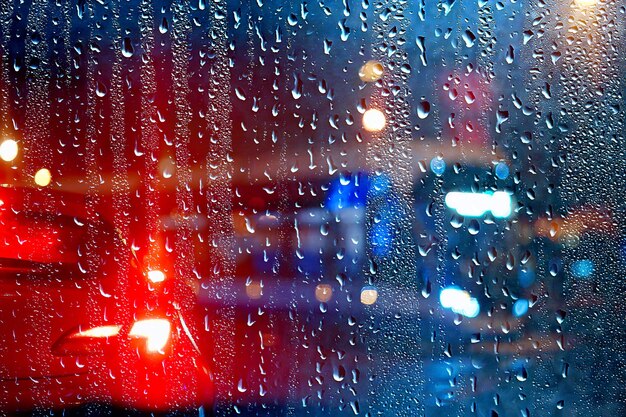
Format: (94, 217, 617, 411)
(575, 0, 597, 6)
(360, 286, 378, 305)
(0, 139, 18, 162)
(34, 168, 51, 187)
(362, 108, 386, 132)
(315, 284, 333, 303)
(359, 60, 384, 82)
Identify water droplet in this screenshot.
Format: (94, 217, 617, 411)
(417, 101, 431, 119)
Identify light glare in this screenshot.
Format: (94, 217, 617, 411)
(0, 139, 18, 162)
(360, 286, 378, 305)
(147, 269, 166, 283)
(73, 325, 121, 338)
(129, 319, 171, 352)
(445, 191, 512, 218)
(34, 168, 52, 187)
(315, 284, 333, 303)
(362, 109, 386, 132)
(246, 280, 263, 299)
(439, 287, 480, 318)
(359, 60, 384, 82)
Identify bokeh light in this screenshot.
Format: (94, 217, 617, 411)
(358, 60, 384, 82)
(147, 269, 166, 283)
(430, 157, 446, 176)
(315, 284, 333, 303)
(575, 0, 597, 6)
(513, 299, 530, 317)
(246, 280, 263, 299)
(360, 286, 378, 305)
(0, 139, 18, 162)
(439, 287, 480, 318)
(34, 168, 51, 187)
(362, 108, 386, 132)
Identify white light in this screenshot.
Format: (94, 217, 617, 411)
(73, 325, 121, 338)
(34, 168, 52, 187)
(147, 269, 166, 283)
(439, 287, 480, 318)
(439, 287, 468, 308)
(575, 0, 597, 6)
(362, 109, 386, 132)
(490, 191, 512, 218)
(458, 297, 480, 318)
(129, 319, 171, 353)
(0, 139, 18, 162)
(445, 191, 512, 218)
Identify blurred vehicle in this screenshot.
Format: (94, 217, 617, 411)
(0, 186, 213, 415)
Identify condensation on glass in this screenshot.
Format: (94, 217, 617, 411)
(0, 0, 624, 416)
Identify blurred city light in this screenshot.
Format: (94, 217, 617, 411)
(358, 60, 384, 82)
(0, 139, 18, 162)
(494, 162, 510, 180)
(430, 157, 446, 176)
(360, 286, 378, 305)
(34, 168, 51, 187)
(246, 280, 263, 299)
(362, 108, 386, 132)
(445, 191, 512, 218)
(315, 284, 333, 303)
(513, 299, 530, 317)
(575, 0, 597, 6)
(439, 286, 480, 318)
(571, 259, 594, 278)
(370, 173, 391, 195)
(129, 319, 171, 353)
(147, 269, 166, 283)
(73, 325, 122, 338)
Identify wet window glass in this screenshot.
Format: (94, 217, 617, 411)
(0, 0, 625, 416)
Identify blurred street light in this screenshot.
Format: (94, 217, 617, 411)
(445, 191, 512, 218)
(440, 287, 480, 318)
(363, 108, 386, 132)
(147, 269, 166, 283)
(34, 168, 51, 187)
(359, 60, 384, 82)
(0, 139, 18, 162)
(360, 286, 378, 305)
(246, 280, 263, 299)
(575, 0, 597, 6)
(315, 284, 333, 302)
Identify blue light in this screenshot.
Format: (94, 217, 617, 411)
(495, 162, 510, 180)
(513, 299, 529, 317)
(370, 221, 392, 257)
(430, 157, 446, 176)
(571, 259, 594, 278)
(370, 174, 391, 196)
(326, 173, 368, 211)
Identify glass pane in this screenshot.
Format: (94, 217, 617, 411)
(0, 0, 624, 416)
